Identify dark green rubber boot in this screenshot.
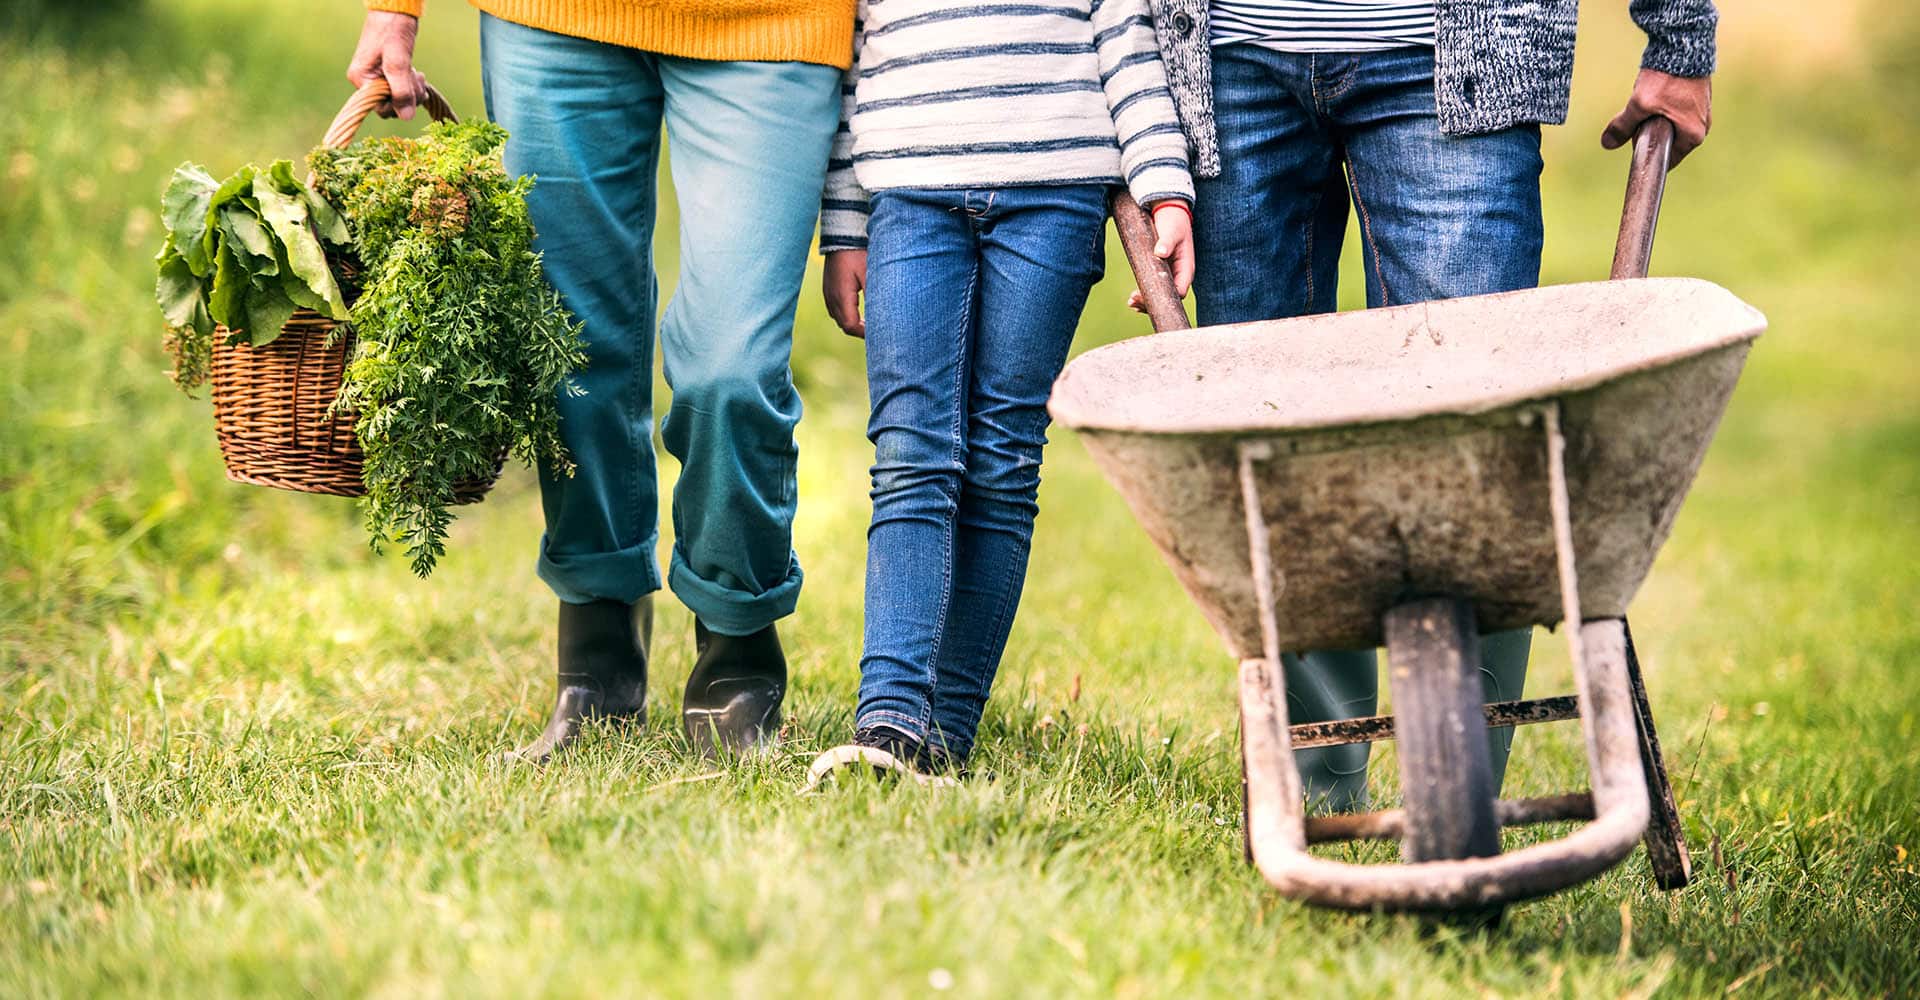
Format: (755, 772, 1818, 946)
(505, 597, 651, 764)
(682, 619, 786, 757)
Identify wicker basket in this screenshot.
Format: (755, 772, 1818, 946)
(209, 79, 497, 504)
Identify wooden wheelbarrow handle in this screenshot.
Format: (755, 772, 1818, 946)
(1112, 116, 1679, 332)
(1610, 115, 1676, 281)
(1111, 190, 1193, 333)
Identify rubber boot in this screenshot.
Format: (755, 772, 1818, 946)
(682, 619, 786, 756)
(1478, 627, 1533, 789)
(1287, 628, 1534, 811)
(1283, 647, 1380, 813)
(504, 597, 652, 764)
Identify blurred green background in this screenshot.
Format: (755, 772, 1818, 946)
(2, 1, 1916, 996)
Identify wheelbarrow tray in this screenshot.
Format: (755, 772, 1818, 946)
(1049, 277, 1766, 656)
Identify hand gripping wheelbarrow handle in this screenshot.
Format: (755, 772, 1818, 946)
(1110, 190, 1194, 333)
(1110, 116, 1678, 334)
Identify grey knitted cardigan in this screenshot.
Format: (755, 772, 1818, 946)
(1148, 0, 1719, 178)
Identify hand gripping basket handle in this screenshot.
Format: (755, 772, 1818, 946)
(1111, 189, 1193, 333)
(321, 78, 458, 151)
(1610, 115, 1675, 281)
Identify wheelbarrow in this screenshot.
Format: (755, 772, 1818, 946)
(1049, 119, 1766, 913)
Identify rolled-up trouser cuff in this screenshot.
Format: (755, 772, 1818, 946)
(537, 533, 663, 606)
(855, 710, 928, 744)
(669, 547, 803, 636)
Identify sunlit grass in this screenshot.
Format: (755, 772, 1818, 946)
(3, 2, 1916, 996)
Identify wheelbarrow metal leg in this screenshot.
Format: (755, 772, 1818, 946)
(1621, 620, 1694, 890)
(1608, 118, 1695, 893)
(1233, 439, 1649, 911)
(1237, 622, 1648, 910)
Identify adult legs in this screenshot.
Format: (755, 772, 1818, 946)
(481, 15, 665, 761)
(1193, 46, 1377, 808)
(655, 56, 841, 636)
(1194, 46, 1547, 805)
(1334, 47, 1546, 787)
(1194, 45, 1346, 327)
(481, 14, 666, 606)
(924, 186, 1109, 764)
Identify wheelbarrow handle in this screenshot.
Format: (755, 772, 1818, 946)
(1118, 115, 1671, 326)
(1111, 189, 1194, 333)
(1610, 115, 1676, 281)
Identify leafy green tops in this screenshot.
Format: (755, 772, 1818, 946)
(156, 159, 351, 390)
(157, 121, 585, 576)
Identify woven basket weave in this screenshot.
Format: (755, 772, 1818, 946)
(209, 79, 496, 504)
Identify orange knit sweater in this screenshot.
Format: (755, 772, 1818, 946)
(366, 0, 856, 68)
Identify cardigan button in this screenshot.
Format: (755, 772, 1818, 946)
(1173, 12, 1194, 36)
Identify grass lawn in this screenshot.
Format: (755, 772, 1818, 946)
(2, 1, 1916, 996)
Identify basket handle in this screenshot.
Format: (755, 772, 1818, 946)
(1609, 115, 1674, 281)
(321, 78, 458, 151)
(1111, 189, 1193, 333)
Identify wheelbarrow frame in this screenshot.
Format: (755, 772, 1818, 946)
(1106, 117, 1694, 910)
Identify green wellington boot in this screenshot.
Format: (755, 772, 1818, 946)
(505, 597, 652, 764)
(682, 619, 786, 756)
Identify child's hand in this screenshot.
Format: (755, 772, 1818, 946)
(823, 249, 868, 339)
(1126, 201, 1195, 315)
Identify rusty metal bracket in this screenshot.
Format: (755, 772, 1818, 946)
(1289, 696, 1580, 749)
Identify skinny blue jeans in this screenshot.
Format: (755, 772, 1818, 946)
(1195, 45, 1543, 809)
(479, 15, 840, 634)
(854, 186, 1108, 763)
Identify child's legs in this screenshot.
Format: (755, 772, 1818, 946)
(925, 186, 1108, 761)
(855, 189, 980, 742)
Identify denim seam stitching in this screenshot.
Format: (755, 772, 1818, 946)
(915, 244, 979, 732)
(1303, 184, 1320, 309)
(1323, 57, 1354, 105)
(1344, 164, 1393, 307)
(633, 205, 655, 592)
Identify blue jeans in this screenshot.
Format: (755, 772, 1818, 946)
(1194, 45, 1543, 809)
(479, 15, 841, 634)
(855, 186, 1108, 762)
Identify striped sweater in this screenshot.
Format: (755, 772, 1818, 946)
(1210, 1, 1436, 52)
(819, 0, 1195, 251)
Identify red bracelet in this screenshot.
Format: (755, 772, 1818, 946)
(1149, 200, 1192, 220)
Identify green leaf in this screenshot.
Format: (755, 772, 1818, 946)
(208, 164, 258, 211)
(276, 154, 351, 245)
(208, 240, 248, 330)
(161, 163, 218, 276)
(254, 174, 347, 320)
(155, 247, 205, 330)
(266, 159, 301, 194)
(278, 263, 327, 312)
(191, 294, 214, 343)
(218, 204, 277, 272)
(302, 182, 351, 246)
(241, 279, 298, 347)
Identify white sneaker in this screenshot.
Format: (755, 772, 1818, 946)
(799, 744, 962, 794)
